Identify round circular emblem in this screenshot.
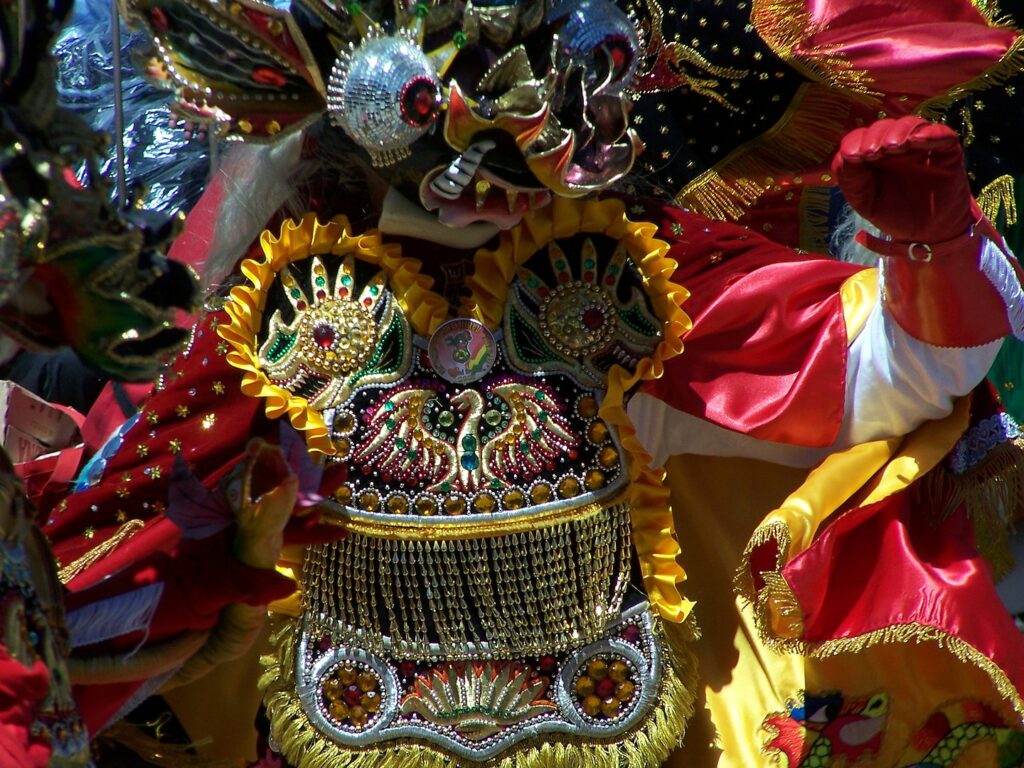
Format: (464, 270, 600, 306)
(427, 318, 497, 384)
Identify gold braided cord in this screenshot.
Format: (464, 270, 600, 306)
(58, 518, 146, 584)
(978, 174, 1019, 228)
(260, 615, 699, 768)
(218, 214, 449, 455)
(750, 0, 878, 99)
(676, 83, 853, 220)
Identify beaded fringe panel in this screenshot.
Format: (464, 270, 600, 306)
(303, 504, 633, 659)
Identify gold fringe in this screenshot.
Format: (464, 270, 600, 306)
(750, 0, 878, 99)
(58, 518, 145, 584)
(978, 174, 1018, 227)
(922, 438, 1024, 582)
(916, 35, 1024, 121)
(734, 521, 806, 655)
(797, 185, 833, 254)
(261, 615, 699, 768)
(809, 622, 1024, 724)
(676, 84, 853, 220)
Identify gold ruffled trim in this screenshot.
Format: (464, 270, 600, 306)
(218, 214, 449, 454)
(750, 0, 878, 99)
(261, 614, 699, 768)
(676, 84, 853, 220)
(469, 197, 694, 624)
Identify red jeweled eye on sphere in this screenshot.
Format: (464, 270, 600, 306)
(401, 77, 440, 127)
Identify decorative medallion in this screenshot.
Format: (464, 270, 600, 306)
(427, 317, 498, 384)
(505, 237, 662, 387)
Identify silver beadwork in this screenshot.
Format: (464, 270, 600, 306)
(327, 31, 442, 166)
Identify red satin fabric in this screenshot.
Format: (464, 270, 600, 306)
(798, 0, 1018, 113)
(786, 489, 1024, 695)
(639, 206, 860, 447)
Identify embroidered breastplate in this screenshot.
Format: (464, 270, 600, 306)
(223, 201, 693, 768)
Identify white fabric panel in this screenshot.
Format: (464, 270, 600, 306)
(629, 253, 1005, 467)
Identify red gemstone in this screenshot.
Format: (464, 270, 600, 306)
(621, 625, 641, 644)
(596, 678, 616, 698)
(538, 655, 557, 674)
(252, 66, 287, 87)
(339, 287, 349, 297)
(316, 289, 327, 300)
(582, 307, 605, 330)
(296, 300, 307, 310)
(568, 450, 578, 460)
(583, 271, 594, 282)
(318, 634, 332, 652)
(399, 661, 417, 678)
(312, 324, 335, 349)
(343, 686, 363, 706)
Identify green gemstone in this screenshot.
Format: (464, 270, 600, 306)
(315, 276, 326, 287)
(531, 429, 542, 440)
(385, 417, 396, 430)
(608, 265, 619, 275)
(370, 285, 379, 296)
(490, 478, 501, 490)
(536, 392, 546, 400)
(520, 440, 530, 453)
(290, 288, 301, 299)
(342, 275, 353, 286)
(453, 30, 467, 48)
(440, 481, 452, 493)
(346, 0, 361, 13)
(438, 411, 455, 427)
(385, 401, 396, 411)
(538, 412, 549, 422)
(415, 2, 429, 17)
(484, 409, 501, 426)
(584, 258, 595, 268)
(396, 438, 406, 449)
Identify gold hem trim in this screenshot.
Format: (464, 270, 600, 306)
(261, 614, 700, 768)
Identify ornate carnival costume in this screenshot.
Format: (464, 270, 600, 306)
(14, 0, 1024, 766)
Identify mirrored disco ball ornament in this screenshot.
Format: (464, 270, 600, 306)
(327, 32, 443, 166)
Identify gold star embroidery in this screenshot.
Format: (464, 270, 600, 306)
(630, 204, 645, 215)
(168, 439, 182, 455)
(670, 222, 684, 235)
(150, 466, 162, 480)
(709, 251, 724, 264)
(216, 341, 229, 356)
(84, 527, 95, 540)
(209, 317, 220, 330)
(176, 405, 190, 418)
(115, 511, 127, 523)
(145, 411, 159, 425)
(116, 487, 130, 498)
(212, 381, 226, 395)
(122, 473, 131, 483)
(137, 444, 149, 458)
(152, 502, 166, 514)
(56, 500, 67, 513)
(202, 413, 217, 430)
